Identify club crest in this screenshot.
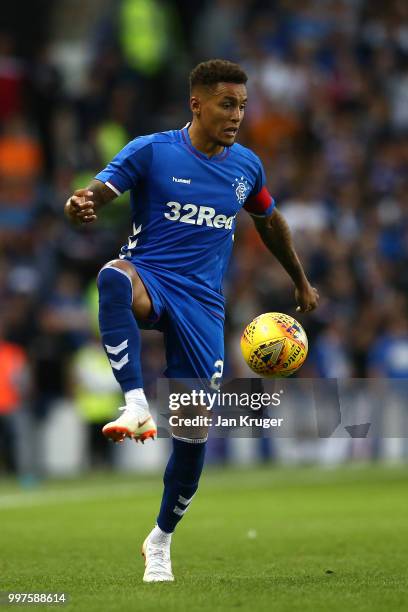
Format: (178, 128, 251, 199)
(232, 176, 250, 204)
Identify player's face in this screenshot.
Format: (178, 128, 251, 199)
(193, 83, 247, 147)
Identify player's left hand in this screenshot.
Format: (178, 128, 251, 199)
(295, 281, 319, 313)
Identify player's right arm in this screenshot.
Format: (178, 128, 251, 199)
(64, 179, 117, 225)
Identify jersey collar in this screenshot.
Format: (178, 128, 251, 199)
(181, 123, 230, 162)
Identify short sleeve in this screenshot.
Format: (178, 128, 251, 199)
(95, 138, 153, 195)
(244, 158, 275, 217)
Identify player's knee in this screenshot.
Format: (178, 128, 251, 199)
(97, 264, 133, 307)
(97, 260, 152, 319)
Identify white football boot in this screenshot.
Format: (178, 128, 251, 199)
(142, 528, 174, 582)
(102, 405, 157, 443)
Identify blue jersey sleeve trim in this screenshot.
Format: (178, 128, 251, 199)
(104, 180, 122, 196)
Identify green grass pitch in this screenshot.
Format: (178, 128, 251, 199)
(1, 465, 407, 611)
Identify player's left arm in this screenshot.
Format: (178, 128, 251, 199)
(251, 209, 319, 313)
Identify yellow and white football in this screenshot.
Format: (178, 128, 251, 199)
(240, 312, 308, 377)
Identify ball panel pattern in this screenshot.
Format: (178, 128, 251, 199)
(240, 312, 308, 377)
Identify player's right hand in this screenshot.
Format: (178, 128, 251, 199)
(65, 189, 97, 224)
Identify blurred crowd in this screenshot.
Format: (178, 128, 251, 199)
(1, 0, 408, 474)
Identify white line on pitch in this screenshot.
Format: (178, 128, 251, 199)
(0, 483, 151, 510)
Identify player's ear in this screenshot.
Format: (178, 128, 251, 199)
(190, 95, 201, 117)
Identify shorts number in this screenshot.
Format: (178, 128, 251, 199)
(210, 360, 224, 390)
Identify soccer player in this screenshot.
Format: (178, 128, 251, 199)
(65, 59, 319, 582)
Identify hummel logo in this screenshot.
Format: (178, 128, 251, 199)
(105, 339, 129, 370)
(105, 339, 128, 355)
(128, 223, 142, 249)
(172, 176, 191, 184)
(109, 354, 129, 371)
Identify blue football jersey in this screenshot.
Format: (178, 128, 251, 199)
(95, 125, 274, 294)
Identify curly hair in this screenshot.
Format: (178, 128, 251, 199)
(189, 59, 248, 92)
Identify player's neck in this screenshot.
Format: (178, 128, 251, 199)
(187, 122, 224, 158)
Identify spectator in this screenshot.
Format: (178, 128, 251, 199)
(69, 336, 121, 469)
(2, 0, 408, 469)
(0, 316, 31, 474)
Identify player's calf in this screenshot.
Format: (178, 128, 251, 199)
(98, 265, 156, 443)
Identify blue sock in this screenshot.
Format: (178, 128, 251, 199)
(157, 437, 207, 533)
(97, 266, 143, 392)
